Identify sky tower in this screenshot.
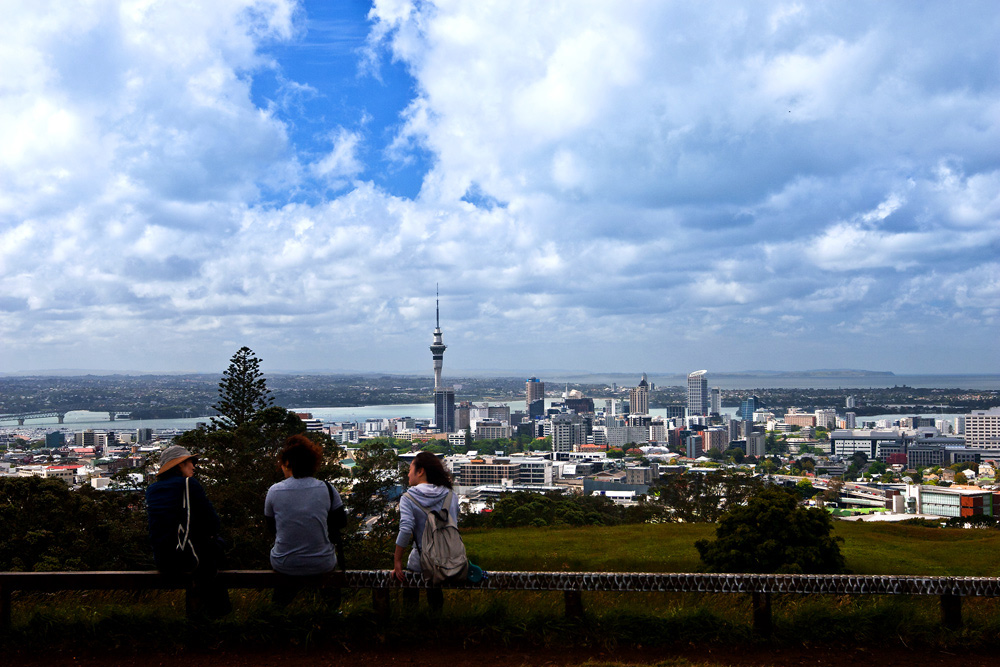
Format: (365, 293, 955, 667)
(430, 286, 455, 432)
(430, 285, 447, 390)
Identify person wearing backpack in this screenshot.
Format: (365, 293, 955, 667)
(393, 451, 464, 612)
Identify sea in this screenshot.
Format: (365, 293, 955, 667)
(2, 374, 996, 436)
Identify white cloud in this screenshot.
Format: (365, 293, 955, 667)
(3, 0, 1000, 373)
(311, 128, 364, 183)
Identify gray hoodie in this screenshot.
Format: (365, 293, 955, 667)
(397, 483, 460, 571)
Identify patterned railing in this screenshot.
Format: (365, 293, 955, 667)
(347, 570, 1000, 597)
(1, 569, 987, 633)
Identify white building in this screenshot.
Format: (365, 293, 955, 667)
(965, 408, 1000, 448)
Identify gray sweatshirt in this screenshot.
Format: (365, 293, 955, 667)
(396, 483, 460, 571)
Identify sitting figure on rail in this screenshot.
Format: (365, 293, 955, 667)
(393, 451, 463, 612)
(264, 434, 346, 607)
(145, 445, 231, 618)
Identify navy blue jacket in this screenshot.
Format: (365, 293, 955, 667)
(145, 474, 221, 572)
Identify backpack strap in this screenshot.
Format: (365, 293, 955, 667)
(325, 481, 346, 572)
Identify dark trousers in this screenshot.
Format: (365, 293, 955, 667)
(403, 586, 444, 612)
(157, 540, 231, 619)
(272, 571, 341, 609)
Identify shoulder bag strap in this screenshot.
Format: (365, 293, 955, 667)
(177, 477, 200, 568)
(325, 480, 346, 571)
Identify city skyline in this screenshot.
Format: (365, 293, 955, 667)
(2, 2, 999, 375)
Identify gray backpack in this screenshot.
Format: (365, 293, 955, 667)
(406, 490, 469, 584)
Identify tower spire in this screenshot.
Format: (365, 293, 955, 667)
(430, 286, 447, 390)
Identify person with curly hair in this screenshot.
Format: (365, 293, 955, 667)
(265, 434, 346, 606)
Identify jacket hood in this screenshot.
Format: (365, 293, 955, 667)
(406, 483, 452, 506)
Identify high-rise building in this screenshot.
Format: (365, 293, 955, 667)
(815, 409, 837, 430)
(526, 377, 545, 414)
(710, 387, 721, 415)
(434, 388, 455, 433)
(739, 396, 759, 419)
(965, 408, 1000, 448)
(430, 288, 455, 433)
(687, 370, 709, 416)
(629, 374, 649, 415)
(845, 395, 856, 409)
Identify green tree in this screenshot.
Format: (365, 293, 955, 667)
(796, 477, 816, 498)
(211, 346, 273, 430)
(655, 471, 762, 523)
(954, 471, 969, 485)
(344, 438, 403, 568)
(695, 486, 845, 574)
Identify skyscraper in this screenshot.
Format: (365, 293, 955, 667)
(526, 377, 545, 417)
(430, 287, 455, 432)
(710, 387, 721, 415)
(629, 373, 649, 415)
(687, 370, 709, 416)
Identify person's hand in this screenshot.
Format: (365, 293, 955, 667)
(393, 563, 406, 582)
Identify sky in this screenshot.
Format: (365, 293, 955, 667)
(1, 1, 999, 376)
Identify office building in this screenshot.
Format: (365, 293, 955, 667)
(434, 388, 456, 434)
(687, 370, 709, 416)
(747, 432, 767, 458)
(815, 409, 837, 430)
(710, 387, 721, 415)
(629, 374, 649, 415)
(965, 408, 1000, 448)
(526, 377, 545, 413)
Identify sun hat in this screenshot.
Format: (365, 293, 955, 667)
(157, 445, 197, 475)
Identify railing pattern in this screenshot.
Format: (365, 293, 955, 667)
(1, 570, 989, 634)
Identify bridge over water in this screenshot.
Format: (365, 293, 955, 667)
(0, 411, 130, 426)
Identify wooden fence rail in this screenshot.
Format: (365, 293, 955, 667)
(3, 570, 994, 634)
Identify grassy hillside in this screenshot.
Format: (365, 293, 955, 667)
(464, 521, 1000, 576)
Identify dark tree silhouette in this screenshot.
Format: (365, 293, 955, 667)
(695, 486, 845, 574)
(212, 346, 273, 430)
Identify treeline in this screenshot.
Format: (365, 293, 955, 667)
(461, 491, 666, 528)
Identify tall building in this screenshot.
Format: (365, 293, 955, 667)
(739, 396, 759, 419)
(430, 288, 455, 433)
(687, 370, 709, 416)
(710, 387, 721, 415)
(965, 408, 1000, 448)
(815, 409, 837, 430)
(629, 373, 649, 415)
(434, 388, 455, 433)
(526, 377, 545, 414)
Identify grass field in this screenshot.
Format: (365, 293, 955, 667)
(464, 520, 1000, 576)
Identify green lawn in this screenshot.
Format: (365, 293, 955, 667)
(463, 521, 1000, 576)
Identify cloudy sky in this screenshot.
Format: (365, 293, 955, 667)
(2, 1, 999, 376)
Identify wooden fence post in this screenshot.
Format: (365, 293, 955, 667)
(940, 594, 962, 630)
(1, 584, 10, 631)
(564, 590, 584, 619)
(372, 588, 391, 621)
(751, 591, 772, 637)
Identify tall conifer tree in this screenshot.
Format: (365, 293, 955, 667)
(211, 346, 273, 430)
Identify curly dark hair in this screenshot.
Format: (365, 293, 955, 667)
(279, 434, 324, 478)
(413, 451, 452, 489)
